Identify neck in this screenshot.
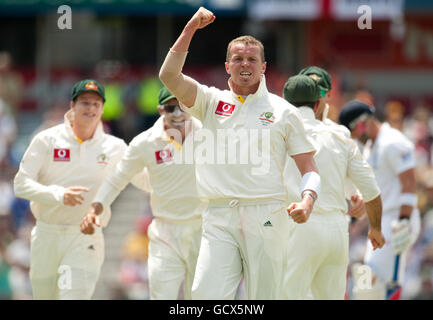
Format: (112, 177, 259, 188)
(164, 123, 189, 144)
(71, 121, 98, 142)
(371, 121, 381, 143)
(230, 78, 260, 96)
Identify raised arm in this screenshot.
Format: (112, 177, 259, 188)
(159, 7, 215, 108)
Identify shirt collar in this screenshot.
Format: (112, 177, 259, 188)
(64, 110, 104, 143)
(151, 115, 202, 149)
(298, 106, 316, 121)
(227, 74, 268, 103)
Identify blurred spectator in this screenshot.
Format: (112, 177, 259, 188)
(0, 51, 24, 114)
(0, 99, 17, 170)
(354, 90, 375, 107)
(6, 222, 32, 300)
(385, 100, 405, 131)
(0, 212, 14, 300)
(136, 76, 163, 132)
(31, 101, 66, 136)
(403, 106, 433, 167)
(117, 214, 152, 300)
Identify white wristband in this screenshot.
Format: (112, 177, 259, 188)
(400, 193, 417, 207)
(300, 171, 321, 200)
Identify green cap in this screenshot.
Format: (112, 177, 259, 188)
(283, 75, 321, 104)
(71, 79, 105, 102)
(298, 66, 331, 97)
(158, 86, 176, 105)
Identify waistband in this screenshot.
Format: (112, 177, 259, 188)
(154, 215, 202, 224)
(35, 220, 102, 235)
(208, 198, 284, 208)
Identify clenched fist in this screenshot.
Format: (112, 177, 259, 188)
(187, 7, 216, 31)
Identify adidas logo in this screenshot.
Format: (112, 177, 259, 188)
(264, 220, 272, 227)
(88, 245, 95, 250)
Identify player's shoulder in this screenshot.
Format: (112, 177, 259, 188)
(381, 123, 414, 150)
(324, 118, 351, 138)
(129, 127, 155, 148)
(32, 123, 66, 143)
(103, 132, 127, 148)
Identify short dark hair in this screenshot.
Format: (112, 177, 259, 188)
(290, 101, 316, 109)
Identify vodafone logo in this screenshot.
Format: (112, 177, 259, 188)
(215, 101, 236, 117)
(155, 149, 173, 164)
(53, 148, 70, 161)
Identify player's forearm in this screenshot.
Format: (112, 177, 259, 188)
(365, 195, 382, 230)
(398, 168, 417, 219)
(172, 23, 197, 53)
(13, 172, 65, 205)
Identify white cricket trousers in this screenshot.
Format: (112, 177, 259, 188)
(147, 216, 202, 300)
(29, 221, 104, 300)
(284, 212, 349, 300)
(191, 200, 291, 300)
(364, 209, 421, 286)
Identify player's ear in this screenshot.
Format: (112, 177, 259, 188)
(225, 61, 230, 74)
(69, 100, 75, 110)
(157, 105, 165, 116)
(261, 61, 267, 74)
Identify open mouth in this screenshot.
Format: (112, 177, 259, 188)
(240, 71, 252, 78)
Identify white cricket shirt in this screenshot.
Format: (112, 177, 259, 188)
(184, 75, 315, 200)
(363, 122, 416, 213)
(284, 107, 380, 214)
(13, 111, 127, 227)
(94, 116, 206, 220)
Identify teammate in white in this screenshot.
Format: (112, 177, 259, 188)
(158, 7, 321, 299)
(13, 79, 128, 299)
(80, 86, 206, 300)
(339, 100, 421, 299)
(282, 75, 385, 299)
(298, 66, 366, 218)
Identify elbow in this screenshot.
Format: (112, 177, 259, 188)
(159, 68, 170, 87)
(13, 174, 24, 198)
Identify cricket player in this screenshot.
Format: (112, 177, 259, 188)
(298, 66, 365, 218)
(158, 7, 321, 299)
(339, 100, 421, 299)
(80, 86, 206, 300)
(13, 79, 127, 299)
(282, 75, 385, 299)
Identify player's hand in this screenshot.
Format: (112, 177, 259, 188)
(287, 196, 314, 224)
(368, 228, 385, 250)
(390, 219, 411, 254)
(80, 203, 102, 235)
(63, 186, 89, 206)
(348, 195, 366, 219)
(187, 7, 215, 31)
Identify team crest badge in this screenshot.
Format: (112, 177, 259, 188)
(97, 153, 109, 165)
(259, 112, 275, 126)
(155, 149, 173, 164)
(85, 81, 98, 91)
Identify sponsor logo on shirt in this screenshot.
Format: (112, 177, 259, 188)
(53, 148, 70, 161)
(96, 153, 109, 165)
(215, 101, 236, 117)
(155, 149, 173, 164)
(259, 112, 275, 126)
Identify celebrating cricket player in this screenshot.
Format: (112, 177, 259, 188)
(158, 7, 321, 299)
(13, 80, 128, 299)
(282, 75, 385, 299)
